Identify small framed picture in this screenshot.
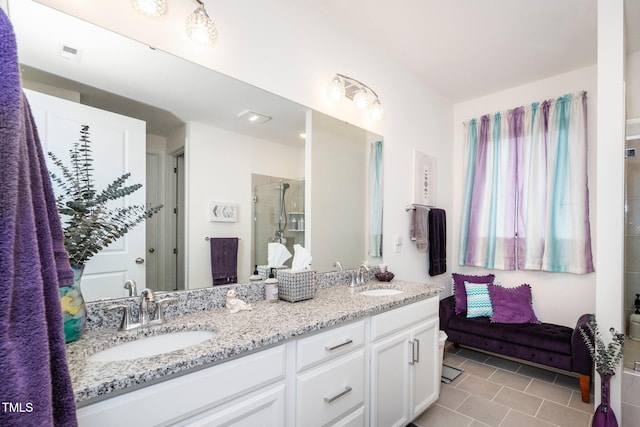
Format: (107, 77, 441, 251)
(412, 150, 436, 207)
(209, 202, 238, 222)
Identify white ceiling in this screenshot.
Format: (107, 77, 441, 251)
(308, 0, 640, 102)
(11, 0, 640, 139)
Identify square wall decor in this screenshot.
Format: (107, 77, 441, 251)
(209, 202, 238, 222)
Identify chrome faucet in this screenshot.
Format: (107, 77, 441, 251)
(124, 279, 137, 297)
(334, 261, 344, 272)
(139, 288, 156, 325)
(108, 288, 178, 331)
(356, 263, 370, 285)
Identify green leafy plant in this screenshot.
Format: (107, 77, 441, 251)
(580, 315, 624, 376)
(48, 125, 163, 267)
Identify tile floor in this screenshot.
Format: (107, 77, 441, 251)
(413, 346, 594, 427)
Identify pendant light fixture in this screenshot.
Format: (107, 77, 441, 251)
(326, 74, 384, 120)
(131, 0, 217, 46)
(185, 0, 218, 46)
(130, 0, 168, 18)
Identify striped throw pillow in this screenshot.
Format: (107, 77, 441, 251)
(464, 281, 493, 318)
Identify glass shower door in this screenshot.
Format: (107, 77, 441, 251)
(252, 177, 305, 270)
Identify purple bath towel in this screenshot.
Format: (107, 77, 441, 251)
(428, 208, 447, 276)
(0, 9, 77, 427)
(210, 237, 239, 285)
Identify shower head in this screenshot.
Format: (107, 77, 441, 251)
(281, 182, 290, 190)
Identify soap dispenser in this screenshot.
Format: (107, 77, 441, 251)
(249, 265, 262, 282)
(265, 268, 279, 303)
(630, 294, 640, 341)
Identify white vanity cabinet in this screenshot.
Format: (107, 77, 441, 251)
(76, 345, 286, 427)
(75, 295, 441, 426)
(369, 298, 440, 427)
(294, 319, 367, 427)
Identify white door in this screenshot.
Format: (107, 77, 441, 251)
(26, 89, 147, 301)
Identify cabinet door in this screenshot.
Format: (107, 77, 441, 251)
(370, 331, 411, 427)
(176, 383, 286, 427)
(410, 318, 440, 419)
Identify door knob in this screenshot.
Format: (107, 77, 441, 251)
(148, 248, 155, 253)
(135, 257, 145, 264)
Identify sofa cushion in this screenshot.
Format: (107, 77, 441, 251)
(448, 315, 573, 355)
(465, 282, 493, 318)
(488, 284, 540, 324)
(452, 273, 495, 315)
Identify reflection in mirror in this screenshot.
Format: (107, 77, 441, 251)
(308, 111, 382, 273)
(252, 175, 305, 270)
(11, 0, 382, 301)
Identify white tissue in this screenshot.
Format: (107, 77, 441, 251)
(291, 244, 313, 271)
(268, 242, 292, 267)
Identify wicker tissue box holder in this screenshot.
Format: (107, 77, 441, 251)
(277, 269, 316, 302)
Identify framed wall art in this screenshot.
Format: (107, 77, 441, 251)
(209, 201, 238, 222)
(411, 150, 436, 207)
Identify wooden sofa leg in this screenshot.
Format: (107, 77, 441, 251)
(579, 374, 590, 403)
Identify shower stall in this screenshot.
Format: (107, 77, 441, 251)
(251, 175, 305, 270)
(623, 119, 640, 419)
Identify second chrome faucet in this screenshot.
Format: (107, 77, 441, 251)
(109, 288, 178, 331)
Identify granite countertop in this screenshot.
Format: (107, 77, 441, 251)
(67, 280, 442, 406)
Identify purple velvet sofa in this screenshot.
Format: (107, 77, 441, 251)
(439, 295, 593, 402)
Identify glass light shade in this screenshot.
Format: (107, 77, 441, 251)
(369, 100, 384, 121)
(186, 5, 218, 46)
(326, 77, 345, 101)
(353, 88, 372, 110)
(131, 0, 167, 17)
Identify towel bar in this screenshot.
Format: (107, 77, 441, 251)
(205, 237, 241, 241)
(405, 204, 432, 211)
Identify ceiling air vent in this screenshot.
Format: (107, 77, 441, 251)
(58, 43, 82, 62)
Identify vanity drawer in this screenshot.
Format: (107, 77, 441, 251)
(370, 296, 438, 341)
(296, 319, 366, 372)
(296, 349, 366, 427)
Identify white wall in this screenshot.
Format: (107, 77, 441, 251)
(452, 66, 598, 327)
(597, 0, 626, 413)
(186, 122, 304, 288)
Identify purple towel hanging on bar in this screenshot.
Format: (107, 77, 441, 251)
(210, 237, 239, 285)
(428, 208, 447, 276)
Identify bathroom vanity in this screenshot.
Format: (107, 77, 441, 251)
(69, 281, 442, 426)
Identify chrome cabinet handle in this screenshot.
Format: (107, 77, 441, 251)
(135, 257, 145, 264)
(409, 340, 415, 365)
(414, 338, 420, 363)
(324, 386, 352, 404)
(325, 339, 353, 352)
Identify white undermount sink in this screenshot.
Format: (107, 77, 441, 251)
(88, 330, 216, 362)
(358, 288, 404, 297)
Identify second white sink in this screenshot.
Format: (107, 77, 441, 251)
(358, 288, 404, 297)
(88, 330, 216, 362)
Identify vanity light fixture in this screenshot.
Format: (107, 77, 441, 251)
(326, 74, 384, 120)
(131, 0, 217, 46)
(130, 0, 168, 18)
(185, 0, 218, 46)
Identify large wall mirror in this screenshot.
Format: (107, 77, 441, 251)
(10, 0, 383, 301)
